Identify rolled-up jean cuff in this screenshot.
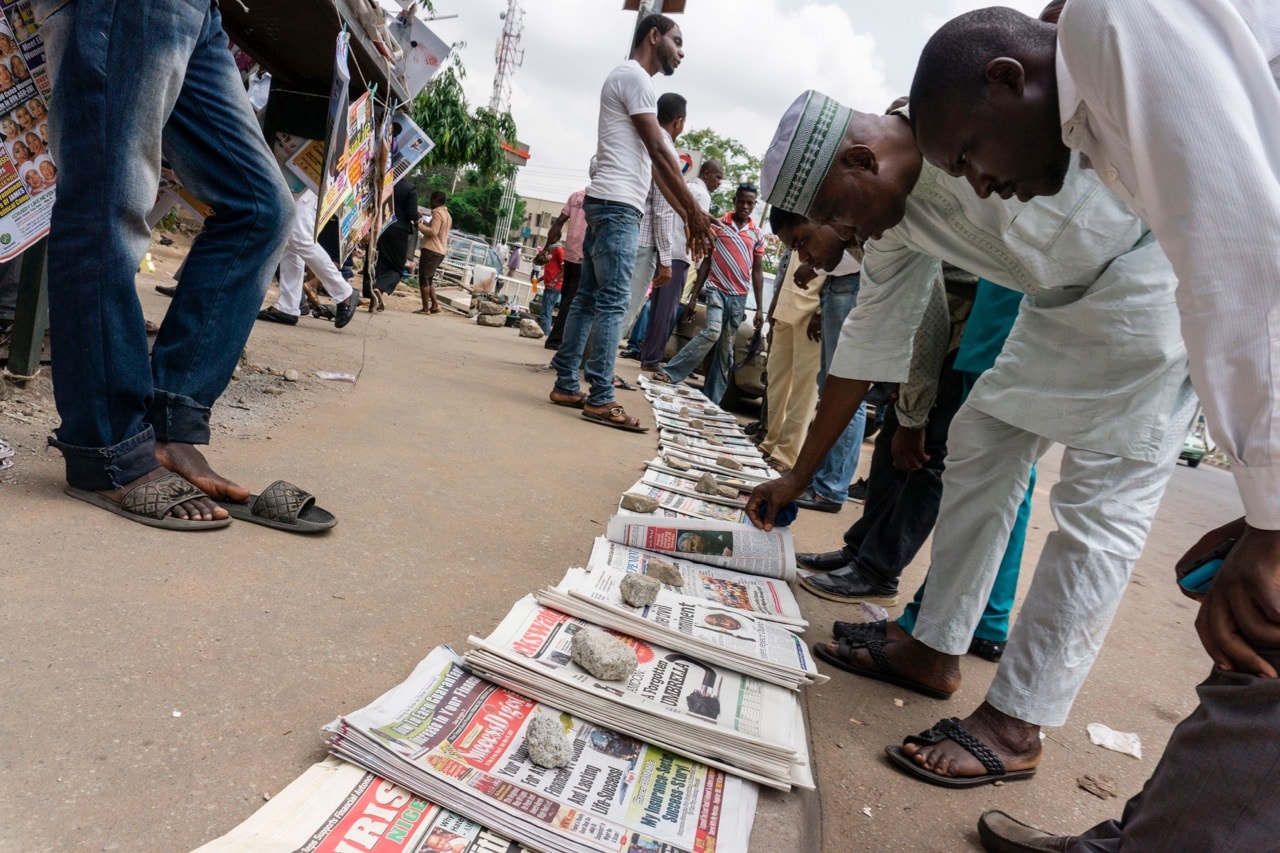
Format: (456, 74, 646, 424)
(49, 425, 157, 491)
(146, 390, 212, 444)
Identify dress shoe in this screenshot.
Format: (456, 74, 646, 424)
(847, 476, 868, 504)
(800, 565, 899, 605)
(335, 289, 360, 329)
(257, 306, 297, 325)
(796, 550, 854, 572)
(795, 487, 842, 513)
(155, 284, 178, 298)
(978, 811, 1079, 853)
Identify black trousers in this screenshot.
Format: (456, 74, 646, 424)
(545, 261, 581, 349)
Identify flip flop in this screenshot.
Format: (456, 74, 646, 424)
(216, 480, 336, 533)
(812, 638, 954, 700)
(65, 471, 231, 531)
(549, 391, 587, 408)
(582, 405, 648, 433)
(613, 377, 638, 391)
(412, 309, 431, 315)
(884, 717, 1037, 788)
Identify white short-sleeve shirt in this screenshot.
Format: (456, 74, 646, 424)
(587, 60, 657, 212)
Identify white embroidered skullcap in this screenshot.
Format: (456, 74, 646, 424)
(760, 90, 853, 216)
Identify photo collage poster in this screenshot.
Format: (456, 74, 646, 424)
(0, 0, 53, 261)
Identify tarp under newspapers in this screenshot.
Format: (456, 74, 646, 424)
(193, 757, 529, 853)
(325, 646, 758, 853)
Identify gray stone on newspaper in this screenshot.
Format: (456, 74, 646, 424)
(620, 573, 662, 607)
(678, 406, 690, 418)
(571, 628, 637, 681)
(716, 485, 739, 499)
(689, 418, 705, 429)
(517, 319, 544, 339)
(525, 715, 573, 768)
(644, 558, 684, 587)
(695, 473, 721, 495)
(620, 492, 659, 513)
(705, 436, 725, 446)
(701, 406, 717, 415)
(715, 454, 743, 471)
(665, 456, 691, 471)
(477, 313, 506, 327)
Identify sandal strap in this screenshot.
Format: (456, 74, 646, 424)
(833, 619, 888, 643)
(119, 472, 209, 519)
(865, 639, 898, 678)
(251, 480, 314, 524)
(935, 717, 1008, 776)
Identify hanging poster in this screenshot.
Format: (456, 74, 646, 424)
(0, 0, 54, 260)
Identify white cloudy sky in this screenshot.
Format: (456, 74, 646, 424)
(424, 0, 1046, 202)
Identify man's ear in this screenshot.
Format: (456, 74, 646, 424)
(842, 143, 879, 175)
(984, 57, 1027, 96)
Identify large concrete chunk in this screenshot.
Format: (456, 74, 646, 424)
(525, 715, 573, 768)
(620, 492, 659, 513)
(620, 573, 662, 607)
(571, 628, 637, 681)
(644, 559, 683, 587)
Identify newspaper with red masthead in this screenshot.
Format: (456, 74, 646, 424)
(605, 515, 796, 581)
(193, 757, 528, 852)
(465, 595, 812, 790)
(586, 536, 806, 630)
(324, 646, 757, 853)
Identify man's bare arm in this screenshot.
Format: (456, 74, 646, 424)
(631, 113, 712, 255)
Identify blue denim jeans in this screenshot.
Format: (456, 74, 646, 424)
(624, 300, 650, 354)
(663, 288, 747, 406)
(813, 273, 866, 502)
(539, 288, 561, 335)
(550, 200, 642, 407)
(37, 0, 293, 490)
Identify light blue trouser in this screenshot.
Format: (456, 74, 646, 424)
(812, 273, 865, 502)
(662, 288, 747, 406)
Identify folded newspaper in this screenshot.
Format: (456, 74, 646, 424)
(658, 447, 774, 482)
(193, 757, 529, 852)
(605, 515, 796, 581)
(538, 568, 826, 690)
(616, 484, 749, 524)
(465, 596, 812, 790)
(325, 646, 758, 853)
(586, 537, 806, 629)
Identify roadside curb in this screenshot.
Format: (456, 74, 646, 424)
(751, 688, 822, 851)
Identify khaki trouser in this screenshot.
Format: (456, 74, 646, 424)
(759, 317, 821, 468)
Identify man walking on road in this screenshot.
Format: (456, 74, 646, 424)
(548, 13, 711, 432)
(258, 189, 360, 329)
(654, 183, 765, 406)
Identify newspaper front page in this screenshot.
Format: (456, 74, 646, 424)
(465, 597, 807, 788)
(586, 537, 805, 629)
(194, 757, 529, 853)
(325, 647, 757, 853)
(605, 516, 795, 580)
(551, 568, 823, 686)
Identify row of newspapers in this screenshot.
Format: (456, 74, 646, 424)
(196, 377, 816, 851)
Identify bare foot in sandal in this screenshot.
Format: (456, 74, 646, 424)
(156, 441, 250, 505)
(97, 466, 226, 521)
(582, 402, 648, 432)
(901, 702, 1041, 780)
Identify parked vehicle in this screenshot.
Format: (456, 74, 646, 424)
(438, 231, 504, 288)
(1180, 409, 1210, 468)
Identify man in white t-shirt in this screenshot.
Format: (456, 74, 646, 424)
(548, 13, 712, 433)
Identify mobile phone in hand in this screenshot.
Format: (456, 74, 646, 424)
(1177, 538, 1236, 596)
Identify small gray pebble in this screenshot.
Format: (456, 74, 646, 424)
(694, 472, 721, 495)
(526, 715, 573, 768)
(572, 629, 638, 681)
(644, 559, 684, 587)
(620, 492, 659, 513)
(715, 455, 744, 471)
(666, 456, 691, 471)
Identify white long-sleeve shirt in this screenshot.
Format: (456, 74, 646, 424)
(831, 158, 1191, 464)
(1056, 0, 1280, 527)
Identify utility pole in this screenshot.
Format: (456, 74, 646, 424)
(491, 0, 525, 249)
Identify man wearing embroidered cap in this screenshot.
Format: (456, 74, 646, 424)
(749, 89, 1196, 791)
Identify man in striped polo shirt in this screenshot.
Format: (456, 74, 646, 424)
(655, 183, 765, 405)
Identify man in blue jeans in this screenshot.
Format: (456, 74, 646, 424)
(548, 14, 709, 431)
(655, 184, 765, 405)
(37, 0, 293, 528)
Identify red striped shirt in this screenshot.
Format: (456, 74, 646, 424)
(707, 213, 764, 297)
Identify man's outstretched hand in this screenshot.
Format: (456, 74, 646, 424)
(746, 471, 807, 531)
(1188, 517, 1280, 678)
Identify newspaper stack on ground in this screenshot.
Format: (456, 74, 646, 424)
(605, 515, 795, 580)
(639, 466, 751, 505)
(586, 537, 806, 629)
(538, 567, 824, 690)
(194, 757, 529, 852)
(465, 596, 811, 790)
(325, 646, 758, 853)
(616, 481, 750, 524)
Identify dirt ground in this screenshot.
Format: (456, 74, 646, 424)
(0, 234, 1242, 851)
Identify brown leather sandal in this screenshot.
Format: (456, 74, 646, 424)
(582, 404, 648, 433)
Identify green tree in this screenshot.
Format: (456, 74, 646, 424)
(410, 57, 518, 182)
(413, 168, 525, 238)
(679, 128, 762, 216)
